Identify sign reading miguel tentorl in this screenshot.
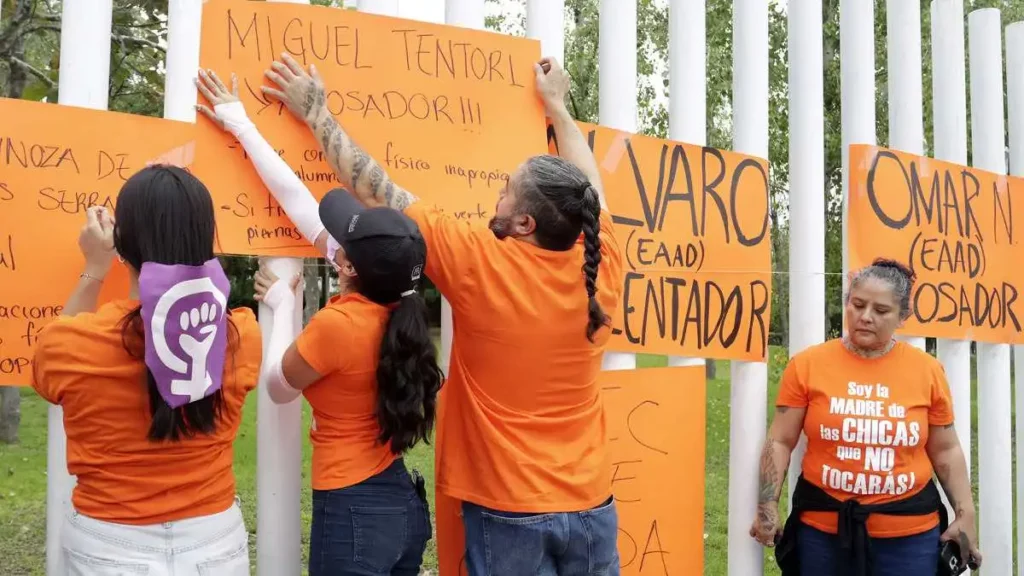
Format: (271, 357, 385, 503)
(848, 145, 1024, 344)
(549, 122, 773, 362)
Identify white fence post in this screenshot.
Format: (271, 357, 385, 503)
(930, 0, 973, 523)
(47, 2, 114, 574)
(1007, 19, 1024, 576)
(358, 0, 398, 15)
(969, 8, 1013, 576)
(527, 0, 565, 64)
(886, 0, 927, 354)
(254, 2, 306, 574)
(597, 0, 637, 374)
(785, 0, 825, 506)
(665, 0, 707, 371)
(728, 1, 768, 574)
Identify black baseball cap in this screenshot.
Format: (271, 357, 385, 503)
(319, 188, 426, 303)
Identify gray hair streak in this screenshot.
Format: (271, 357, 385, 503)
(846, 258, 917, 320)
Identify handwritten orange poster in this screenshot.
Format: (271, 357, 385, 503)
(195, 0, 548, 256)
(848, 144, 1024, 343)
(549, 122, 772, 361)
(436, 366, 707, 575)
(0, 98, 196, 386)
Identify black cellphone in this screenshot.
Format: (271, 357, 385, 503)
(938, 540, 966, 576)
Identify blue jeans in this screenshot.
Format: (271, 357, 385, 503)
(309, 459, 431, 576)
(797, 523, 941, 575)
(461, 497, 620, 576)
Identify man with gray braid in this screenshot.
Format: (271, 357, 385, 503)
(263, 53, 625, 575)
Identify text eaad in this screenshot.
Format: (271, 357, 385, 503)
(549, 122, 773, 361)
(0, 98, 192, 386)
(197, 0, 547, 257)
(848, 145, 1024, 344)
(602, 366, 706, 575)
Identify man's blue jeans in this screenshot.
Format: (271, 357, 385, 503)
(797, 523, 941, 575)
(461, 497, 620, 576)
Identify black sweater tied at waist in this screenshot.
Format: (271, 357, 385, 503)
(775, 475, 948, 576)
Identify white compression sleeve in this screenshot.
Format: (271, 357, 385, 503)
(215, 101, 325, 246)
(261, 282, 303, 405)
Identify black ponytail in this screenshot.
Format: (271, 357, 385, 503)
(580, 185, 609, 342)
(514, 155, 611, 342)
(375, 292, 444, 454)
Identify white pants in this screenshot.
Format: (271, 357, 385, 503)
(61, 499, 249, 575)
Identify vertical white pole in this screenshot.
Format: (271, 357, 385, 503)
(729, 1, 768, 574)
(527, 0, 565, 64)
(839, 0, 875, 292)
(1007, 20, 1024, 576)
(358, 0, 398, 15)
(255, 3, 306, 575)
(48, 3, 113, 574)
(598, 0, 637, 373)
(445, 0, 484, 29)
(969, 8, 1012, 576)
(442, 0, 484, 382)
(666, 0, 707, 371)
(164, 0, 202, 124)
(785, 0, 824, 506)
(931, 1, 973, 543)
(886, 0, 927, 353)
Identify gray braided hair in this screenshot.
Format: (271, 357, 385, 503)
(846, 258, 917, 320)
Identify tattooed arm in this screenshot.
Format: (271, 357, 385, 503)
(927, 424, 981, 566)
(261, 53, 418, 212)
(749, 406, 805, 547)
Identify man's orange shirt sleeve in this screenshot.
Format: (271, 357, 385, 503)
(928, 364, 955, 427)
(295, 308, 351, 376)
(404, 203, 490, 303)
(776, 357, 809, 408)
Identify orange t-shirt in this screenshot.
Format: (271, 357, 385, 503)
(776, 339, 954, 537)
(295, 292, 397, 491)
(30, 300, 262, 525)
(406, 202, 624, 513)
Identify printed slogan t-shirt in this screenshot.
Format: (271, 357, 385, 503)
(295, 292, 397, 491)
(776, 339, 955, 537)
(405, 202, 624, 513)
(31, 300, 262, 525)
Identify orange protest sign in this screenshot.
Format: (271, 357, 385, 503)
(195, 0, 548, 256)
(548, 122, 772, 361)
(848, 145, 1024, 343)
(436, 365, 707, 575)
(0, 97, 196, 386)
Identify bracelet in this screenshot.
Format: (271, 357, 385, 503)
(80, 272, 105, 283)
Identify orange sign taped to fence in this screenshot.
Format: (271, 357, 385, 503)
(195, 0, 548, 256)
(436, 366, 707, 575)
(548, 122, 773, 361)
(848, 145, 1024, 343)
(0, 98, 196, 386)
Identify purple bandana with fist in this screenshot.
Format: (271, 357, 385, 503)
(139, 258, 231, 409)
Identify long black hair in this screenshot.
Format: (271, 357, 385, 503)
(114, 165, 237, 442)
(516, 155, 609, 341)
(356, 238, 444, 455)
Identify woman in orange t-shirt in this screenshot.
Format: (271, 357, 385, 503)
(31, 166, 263, 575)
(252, 189, 441, 576)
(750, 259, 980, 576)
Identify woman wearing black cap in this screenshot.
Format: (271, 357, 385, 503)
(197, 69, 442, 576)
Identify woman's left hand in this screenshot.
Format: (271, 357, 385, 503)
(941, 510, 982, 569)
(78, 206, 116, 279)
(195, 69, 241, 131)
(253, 261, 302, 311)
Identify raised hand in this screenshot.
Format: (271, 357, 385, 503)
(534, 56, 571, 115)
(261, 53, 327, 126)
(78, 206, 116, 279)
(195, 69, 242, 132)
(253, 260, 302, 310)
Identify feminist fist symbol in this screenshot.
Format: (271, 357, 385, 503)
(172, 302, 220, 401)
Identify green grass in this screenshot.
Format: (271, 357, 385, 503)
(0, 346, 993, 575)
